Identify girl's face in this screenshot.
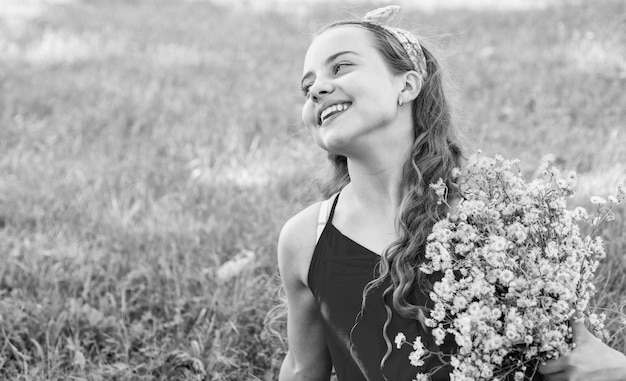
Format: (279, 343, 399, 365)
(301, 26, 404, 156)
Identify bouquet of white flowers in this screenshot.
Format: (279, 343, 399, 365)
(395, 152, 624, 381)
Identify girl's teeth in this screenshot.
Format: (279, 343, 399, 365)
(321, 103, 349, 122)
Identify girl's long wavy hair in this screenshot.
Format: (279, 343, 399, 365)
(319, 21, 465, 360)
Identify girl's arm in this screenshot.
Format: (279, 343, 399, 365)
(278, 207, 333, 381)
(539, 322, 626, 381)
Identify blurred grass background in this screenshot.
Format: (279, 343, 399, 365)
(0, 0, 624, 379)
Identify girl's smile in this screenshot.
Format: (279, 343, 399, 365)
(319, 102, 351, 126)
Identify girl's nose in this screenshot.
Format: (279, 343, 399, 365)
(310, 80, 333, 103)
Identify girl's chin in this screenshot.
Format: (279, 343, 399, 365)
(317, 132, 357, 152)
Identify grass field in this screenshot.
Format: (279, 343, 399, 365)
(0, 0, 625, 379)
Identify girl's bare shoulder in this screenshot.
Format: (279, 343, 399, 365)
(277, 201, 325, 286)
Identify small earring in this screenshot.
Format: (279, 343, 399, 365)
(398, 98, 403, 106)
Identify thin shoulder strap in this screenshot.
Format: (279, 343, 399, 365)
(315, 193, 340, 244)
(316, 200, 330, 242)
(327, 192, 340, 222)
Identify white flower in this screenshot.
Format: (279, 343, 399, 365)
(450, 356, 460, 368)
(483, 334, 503, 351)
(505, 327, 519, 341)
(468, 302, 481, 315)
(498, 269, 514, 284)
(409, 349, 425, 367)
(588, 313, 605, 327)
(491, 308, 502, 320)
(412, 336, 425, 351)
(430, 178, 448, 201)
(395, 332, 406, 349)
(506, 222, 527, 242)
(455, 316, 472, 335)
(545, 242, 560, 259)
(590, 196, 607, 205)
(431, 307, 446, 322)
(490, 236, 508, 252)
(451, 167, 462, 178)
(454, 331, 472, 349)
(480, 364, 494, 378)
(453, 296, 468, 310)
(432, 328, 446, 345)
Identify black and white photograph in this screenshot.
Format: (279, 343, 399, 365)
(0, 0, 624, 380)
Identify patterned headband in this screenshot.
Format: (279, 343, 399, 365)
(362, 6, 428, 80)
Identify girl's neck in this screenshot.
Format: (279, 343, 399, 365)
(337, 107, 415, 216)
(343, 144, 410, 217)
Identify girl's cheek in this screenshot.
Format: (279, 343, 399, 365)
(302, 103, 315, 127)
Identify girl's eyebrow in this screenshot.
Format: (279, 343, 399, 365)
(301, 50, 359, 87)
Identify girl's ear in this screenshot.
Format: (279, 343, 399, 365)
(399, 71, 423, 102)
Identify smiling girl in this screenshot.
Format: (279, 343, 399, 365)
(276, 6, 626, 381)
(277, 7, 460, 380)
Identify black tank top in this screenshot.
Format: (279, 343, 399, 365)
(307, 193, 455, 381)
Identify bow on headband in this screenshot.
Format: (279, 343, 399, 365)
(362, 6, 428, 80)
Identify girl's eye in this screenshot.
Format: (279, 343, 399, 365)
(301, 84, 312, 97)
(333, 62, 350, 75)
